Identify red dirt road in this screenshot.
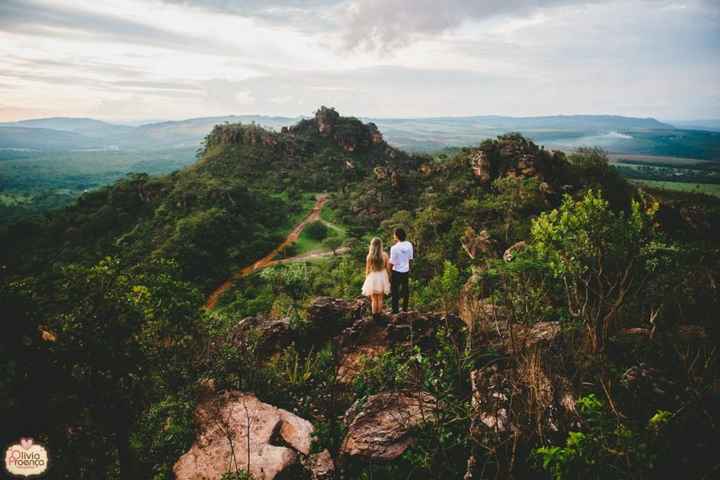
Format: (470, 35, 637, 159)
(205, 194, 329, 310)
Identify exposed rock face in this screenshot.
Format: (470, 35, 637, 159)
(316, 106, 340, 136)
(502, 241, 527, 262)
(461, 227, 495, 260)
(335, 308, 463, 383)
(468, 320, 577, 466)
(341, 391, 438, 460)
(470, 366, 517, 434)
(304, 450, 335, 480)
(205, 124, 278, 148)
(469, 149, 492, 183)
(174, 392, 314, 480)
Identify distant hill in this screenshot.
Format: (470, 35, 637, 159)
(373, 114, 674, 130)
(1, 113, 718, 160)
(0, 117, 133, 138)
(670, 119, 720, 132)
(0, 127, 102, 150)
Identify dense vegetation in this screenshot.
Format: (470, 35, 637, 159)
(1, 108, 718, 479)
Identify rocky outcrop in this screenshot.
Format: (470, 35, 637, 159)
(174, 392, 313, 480)
(468, 321, 577, 460)
(335, 308, 463, 383)
(469, 149, 492, 183)
(316, 106, 340, 136)
(341, 391, 438, 460)
(470, 366, 518, 434)
(461, 227, 495, 260)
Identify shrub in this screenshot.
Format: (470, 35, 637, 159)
(533, 394, 672, 480)
(530, 190, 677, 351)
(304, 221, 329, 241)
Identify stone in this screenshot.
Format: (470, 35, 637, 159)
(174, 392, 313, 480)
(305, 450, 335, 480)
(226, 315, 292, 356)
(341, 391, 438, 460)
(306, 296, 368, 340)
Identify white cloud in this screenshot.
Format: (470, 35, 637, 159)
(0, 0, 717, 120)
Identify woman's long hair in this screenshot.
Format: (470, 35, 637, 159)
(367, 237, 385, 271)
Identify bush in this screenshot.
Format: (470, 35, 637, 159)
(304, 221, 329, 241)
(533, 394, 672, 480)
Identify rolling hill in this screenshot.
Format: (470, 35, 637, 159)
(2, 113, 718, 160)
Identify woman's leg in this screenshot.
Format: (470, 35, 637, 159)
(377, 294, 384, 313)
(370, 294, 378, 314)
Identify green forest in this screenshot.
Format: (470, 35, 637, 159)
(2, 107, 718, 480)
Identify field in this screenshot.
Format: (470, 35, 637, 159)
(631, 179, 720, 196)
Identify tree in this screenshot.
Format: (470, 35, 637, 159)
(260, 263, 309, 322)
(304, 221, 329, 241)
(45, 257, 202, 479)
(530, 190, 675, 352)
(322, 236, 343, 255)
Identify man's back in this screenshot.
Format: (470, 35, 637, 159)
(390, 241, 413, 273)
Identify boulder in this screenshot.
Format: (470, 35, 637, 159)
(306, 297, 368, 340)
(227, 315, 292, 356)
(174, 392, 313, 480)
(341, 391, 438, 460)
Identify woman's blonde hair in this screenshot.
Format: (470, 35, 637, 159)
(367, 237, 385, 271)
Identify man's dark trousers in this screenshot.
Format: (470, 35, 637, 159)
(391, 270, 410, 313)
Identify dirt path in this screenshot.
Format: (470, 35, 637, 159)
(205, 194, 329, 310)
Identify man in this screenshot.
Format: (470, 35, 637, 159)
(389, 227, 413, 314)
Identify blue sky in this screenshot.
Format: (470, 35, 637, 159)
(0, 0, 718, 121)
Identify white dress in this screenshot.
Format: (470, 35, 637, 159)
(362, 269, 391, 296)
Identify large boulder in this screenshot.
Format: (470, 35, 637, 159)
(174, 392, 313, 480)
(341, 391, 438, 461)
(306, 296, 368, 340)
(226, 315, 292, 355)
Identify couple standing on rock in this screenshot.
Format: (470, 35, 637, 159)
(361, 227, 414, 321)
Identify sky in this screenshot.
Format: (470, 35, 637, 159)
(0, 0, 718, 122)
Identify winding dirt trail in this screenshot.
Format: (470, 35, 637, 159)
(205, 194, 329, 310)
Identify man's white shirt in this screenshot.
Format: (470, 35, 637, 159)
(390, 241, 413, 273)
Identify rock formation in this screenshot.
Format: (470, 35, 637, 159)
(174, 392, 313, 480)
(341, 391, 438, 460)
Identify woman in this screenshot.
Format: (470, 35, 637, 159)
(361, 237, 391, 320)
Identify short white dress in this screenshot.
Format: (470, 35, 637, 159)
(362, 268, 391, 296)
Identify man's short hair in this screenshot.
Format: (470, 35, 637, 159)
(394, 227, 406, 241)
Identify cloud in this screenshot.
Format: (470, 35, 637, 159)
(0, 0, 237, 53)
(340, 0, 603, 50)
(160, 0, 343, 32)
